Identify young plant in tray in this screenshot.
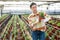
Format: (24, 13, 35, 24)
(57, 22, 60, 28)
(48, 20, 56, 25)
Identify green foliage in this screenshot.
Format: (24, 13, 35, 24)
(39, 12, 44, 17)
(49, 20, 55, 24)
(57, 22, 60, 26)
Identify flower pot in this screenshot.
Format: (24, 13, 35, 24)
(48, 32, 53, 37)
(54, 35, 58, 40)
(56, 31, 60, 35)
(45, 36, 50, 40)
(52, 23, 57, 26)
(6, 34, 10, 39)
(51, 29, 56, 33)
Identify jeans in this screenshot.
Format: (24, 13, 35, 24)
(31, 30, 45, 40)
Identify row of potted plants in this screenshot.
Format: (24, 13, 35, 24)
(0, 15, 14, 40)
(46, 25, 60, 40)
(18, 15, 32, 40)
(0, 15, 12, 34)
(0, 14, 9, 24)
(47, 18, 60, 30)
(15, 15, 25, 40)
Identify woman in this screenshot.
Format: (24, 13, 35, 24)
(28, 2, 51, 40)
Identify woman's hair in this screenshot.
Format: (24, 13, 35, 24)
(30, 2, 36, 8)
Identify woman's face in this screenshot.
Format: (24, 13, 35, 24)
(31, 5, 37, 13)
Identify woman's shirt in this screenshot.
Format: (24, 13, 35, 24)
(28, 12, 51, 31)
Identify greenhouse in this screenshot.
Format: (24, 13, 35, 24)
(0, 0, 60, 40)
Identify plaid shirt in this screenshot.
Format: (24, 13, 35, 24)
(28, 12, 51, 31)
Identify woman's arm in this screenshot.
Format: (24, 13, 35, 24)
(44, 12, 51, 23)
(28, 16, 37, 31)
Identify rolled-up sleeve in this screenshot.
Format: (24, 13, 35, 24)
(28, 16, 33, 26)
(44, 12, 51, 23)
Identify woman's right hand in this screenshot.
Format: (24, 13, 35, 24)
(32, 27, 37, 31)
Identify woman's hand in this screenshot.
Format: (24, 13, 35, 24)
(32, 27, 37, 31)
(29, 25, 37, 31)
